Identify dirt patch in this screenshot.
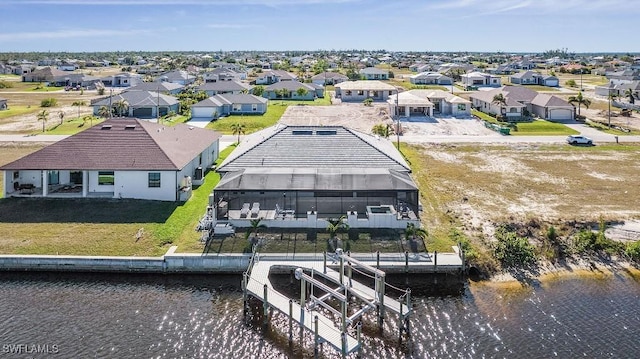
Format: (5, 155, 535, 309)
(0, 105, 94, 133)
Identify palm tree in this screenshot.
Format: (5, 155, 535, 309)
(371, 123, 394, 138)
(58, 111, 64, 125)
(245, 217, 266, 249)
(72, 100, 86, 119)
(568, 91, 592, 116)
(295, 87, 308, 99)
(491, 93, 507, 120)
(97, 105, 111, 119)
(404, 222, 428, 241)
(113, 100, 129, 117)
(37, 109, 48, 133)
(326, 216, 349, 252)
(624, 88, 635, 104)
(231, 123, 246, 144)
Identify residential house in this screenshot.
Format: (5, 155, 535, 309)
(0, 63, 13, 74)
(605, 69, 640, 85)
(127, 81, 185, 95)
(409, 72, 453, 85)
(203, 68, 247, 82)
(190, 94, 268, 120)
(263, 81, 321, 101)
(57, 62, 79, 71)
(359, 67, 389, 80)
(311, 72, 348, 86)
(22, 67, 67, 82)
(461, 72, 501, 88)
(13, 64, 32, 76)
(212, 125, 420, 229)
(334, 80, 396, 102)
(469, 86, 574, 121)
(100, 73, 142, 87)
(92, 91, 179, 118)
(387, 89, 470, 118)
(0, 118, 221, 201)
(255, 70, 297, 85)
(158, 70, 196, 85)
(197, 80, 252, 97)
(0, 97, 7, 110)
(510, 71, 558, 87)
(50, 73, 102, 89)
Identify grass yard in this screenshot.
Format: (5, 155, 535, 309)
(511, 120, 579, 136)
(0, 144, 236, 255)
(0, 105, 40, 120)
(206, 104, 287, 134)
(43, 117, 104, 135)
(471, 109, 499, 124)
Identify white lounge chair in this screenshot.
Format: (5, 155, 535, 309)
(240, 203, 250, 218)
(250, 202, 260, 217)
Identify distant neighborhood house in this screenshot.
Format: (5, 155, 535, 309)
(311, 72, 348, 86)
(469, 86, 574, 121)
(190, 94, 267, 120)
(263, 81, 322, 100)
(0, 119, 221, 201)
(387, 89, 471, 118)
(409, 72, 453, 85)
(359, 67, 389, 80)
(510, 71, 559, 87)
(334, 80, 396, 102)
(461, 71, 501, 88)
(197, 80, 252, 97)
(92, 91, 179, 118)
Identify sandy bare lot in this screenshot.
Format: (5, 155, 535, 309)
(280, 102, 495, 137)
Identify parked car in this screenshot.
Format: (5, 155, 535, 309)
(566, 135, 593, 145)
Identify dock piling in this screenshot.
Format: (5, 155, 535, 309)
(263, 284, 269, 330)
(288, 299, 293, 345)
(314, 315, 319, 359)
(376, 251, 380, 269)
(357, 322, 362, 359)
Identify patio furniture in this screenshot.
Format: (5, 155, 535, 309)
(240, 203, 250, 218)
(18, 183, 35, 194)
(250, 202, 260, 217)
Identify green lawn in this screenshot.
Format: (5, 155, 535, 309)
(0, 145, 237, 255)
(0, 105, 40, 120)
(43, 117, 104, 135)
(206, 104, 288, 134)
(511, 120, 579, 136)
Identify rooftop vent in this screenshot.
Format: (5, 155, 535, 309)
(101, 125, 112, 130)
(124, 125, 136, 130)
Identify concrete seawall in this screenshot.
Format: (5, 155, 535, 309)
(0, 247, 464, 275)
(0, 247, 251, 274)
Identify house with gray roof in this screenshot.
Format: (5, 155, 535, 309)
(190, 94, 267, 120)
(263, 81, 321, 100)
(461, 71, 501, 89)
(311, 71, 348, 86)
(92, 91, 179, 119)
(409, 72, 453, 85)
(510, 71, 558, 87)
(203, 67, 247, 82)
(22, 66, 67, 82)
(0, 118, 221, 201)
(359, 67, 389, 80)
(212, 125, 420, 229)
(255, 70, 297, 85)
(127, 81, 184, 95)
(100, 72, 142, 88)
(197, 80, 252, 97)
(387, 90, 470, 118)
(334, 80, 396, 102)
(469, 86, 574, 121)
(158, 70, 196, 85)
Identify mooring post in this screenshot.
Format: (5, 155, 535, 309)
(314, 315, 319, 359)
(357, 322, 363, 359)
(376, 250, 380, 269)
(434, 251, 438, 272)
(323, 250, 327, 273)
(242, 274, 247, 319)
(297, 269, 305, 345)
(399, 298, 404, 340)
(341, 332, 347, 358)
(288, 299, 293, 346)
(378, 276, 385, 330)
(263, 284, 269, 330)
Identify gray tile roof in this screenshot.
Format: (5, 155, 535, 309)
(0, 118, 221, 171)
(216, 125, 411, 173)
(531, 93, 572, 107)
(93, 91, 179, 107)
(311, 72, 348, 81)
(128, 82, 184, 92)
(192, 93, 267, 107)
(197, 80, 251, 92)
(265, 81, 315, 91)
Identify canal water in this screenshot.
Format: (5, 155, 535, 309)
(1, 271, 639, 358)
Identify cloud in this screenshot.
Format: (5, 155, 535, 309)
(0, 28, 150, 41)
(425, 0, 639, 14)
(9, 0, 356, 4)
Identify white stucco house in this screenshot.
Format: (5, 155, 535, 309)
(461, 71, 501, 88)
(387, 90, 471, 118)
(1, 119, 221, 201)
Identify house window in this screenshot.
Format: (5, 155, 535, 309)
(13, 171, 19, 180)
(98, 171, 114, 185)
(148, 172, 161, 188)
(252, 104, 258, 112)
(510, 108, 518, 113)
(232, 104, 242, 112)
(357, 90, 364, 96)
(389, 91, 393, 95)
(345, 90, 352, 96)
(457, 104, 466, 111)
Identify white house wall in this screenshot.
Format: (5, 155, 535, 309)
(114, 170, 177, 201)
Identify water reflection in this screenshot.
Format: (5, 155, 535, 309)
(0, 271, 639, 358)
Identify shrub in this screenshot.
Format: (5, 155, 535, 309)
(626, 241, 640, 262)
(363, 98, 373, 106)
(0, 81, 13, 89)
(97, 88, 105, 95)
(492, 226, 537, 268)
(565, 79, 577, 87)
(40, 98, 58, 107)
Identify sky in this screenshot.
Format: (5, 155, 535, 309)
(0, 0, 638, 53)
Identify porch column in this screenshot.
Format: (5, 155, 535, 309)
(42, 170, 48, 197)
(404, 106, 409, 117)
(82, 171, 88, 198)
